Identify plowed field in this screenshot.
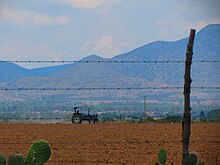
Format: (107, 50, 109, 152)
(0, 123, 219, 164)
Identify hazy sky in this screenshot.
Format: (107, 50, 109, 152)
(0, 0, 220, 68)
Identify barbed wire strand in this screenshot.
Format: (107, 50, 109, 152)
(0, 87, 219, 91)
(0, 117, 69, 120)
(1, 60, 220, 63)
(0, 140, 218, 145)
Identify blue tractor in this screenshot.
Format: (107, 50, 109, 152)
(71, 107, 98, 124)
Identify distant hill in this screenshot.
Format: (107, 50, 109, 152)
(0, 24, 219, 103)
(29, 64, 72, 77)
(207, 109, 220, 120)
(0, 62, 72, 82)
(0, 62, 29, 82)
(112, 24, 220, 86)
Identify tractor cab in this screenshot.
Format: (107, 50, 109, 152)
(74, 106, 82, 114)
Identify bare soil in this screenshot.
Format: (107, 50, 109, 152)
(0, 123, 219, 165)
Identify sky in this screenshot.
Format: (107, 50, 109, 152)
(0, 0, 220, 68)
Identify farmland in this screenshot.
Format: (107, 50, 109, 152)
(0, 123, 219, 164)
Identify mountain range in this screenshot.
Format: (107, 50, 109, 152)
(0, 24, 219, 104)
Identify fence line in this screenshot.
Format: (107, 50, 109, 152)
(0, 140, 218, 145)
(0, 86, 219, 91)
(0, 117, 69, 120)
(1, 60, 220, 63)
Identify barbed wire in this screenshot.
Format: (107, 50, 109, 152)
(1, 60, 220, 63)
(0, 87, 219, 91)
(192, 87, 220, 89)
(0, 117, 69, 120)
(0, 140, 218, 145)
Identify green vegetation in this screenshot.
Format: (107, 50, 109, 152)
(139, 117, 155, 123)
(197, 163, 205, 165)
(207, 109, 220, 121)
(189, 153, 198, 165)
(8, 154, 26, 165)
(0, 140, 51, 165)
(100, 115, 182, 123)
(0, 101, 219, 123)
(157, 148, 167, 165)
(26, 141, 51, 165)
(158, 115, 182, 123)
(155, 149, 204, 165)
(188, 153, 204, 165)
(0, 152, 6, 165)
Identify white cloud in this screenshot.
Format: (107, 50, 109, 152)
(82, 36, 119, 57)
(65, 0, 104, 8)
(176, 5, 188, 13)
(54, 0, 120, 9)
(0, 7, 70, 27)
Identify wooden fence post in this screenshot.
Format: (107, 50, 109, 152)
(182, 29, 196, 165)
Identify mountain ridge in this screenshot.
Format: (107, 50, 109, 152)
(0, 24, 219, 103)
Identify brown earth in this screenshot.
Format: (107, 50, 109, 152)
(0, 123, 219, 165)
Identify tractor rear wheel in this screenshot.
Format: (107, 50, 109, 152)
(72, 116, 81, 124)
